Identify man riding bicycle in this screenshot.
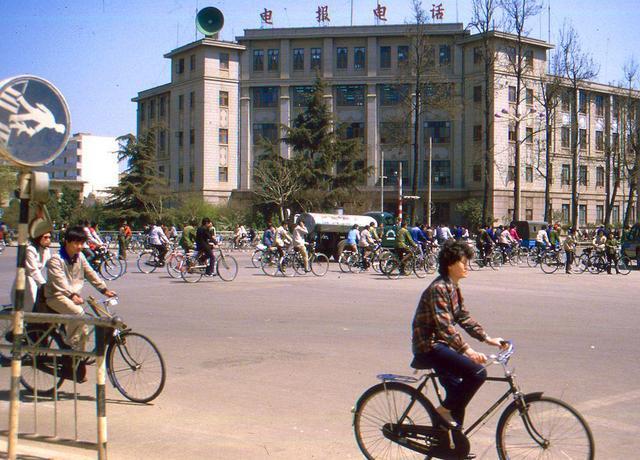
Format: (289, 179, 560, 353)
(196, 218, 219, 276)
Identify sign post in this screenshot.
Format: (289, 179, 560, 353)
(0, 75, 70, 460)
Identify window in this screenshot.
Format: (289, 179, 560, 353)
(439, 45, 451, 65)
(336, 85, 365, 106)
(342, 122, 365, 140)
(507, 165, 515, 182)
(219, 128, 228, 145)
(189, 167, 194, 183)
(189, 91, 195, 110)
(252, 123, 278, 144)
(253, 49, 264, 71)
(561, 127, 570, 148)
(149, 100, 155, 119)
(561, 92, 570, 112)
(473, 85, 481, 102)
(431, 160, 451, 187)
(292, 86, 315, 107)
(596, 205, 604, 224)
(139, 102, 145, 121)
(293, 48, 304, 70)
(159, 130, 166, 151)
(190, 129, 195, 146)
(526, 88, 534, 105)
(336, 47, 348, 69)
(562, 204, 570, 223)
(380, 46, 391, 69)
(561, 164, 571, 185)
(178, 94, 184, 111)
(579, 165, 588, 186)
(612, 132, 620, 151)
(379, 122, 407, 144)
(508, 125, 516, 142)
(596, 166, 604, 186)
(267, 49, 279, 71)
(380, 84, 406, 106)
(526, 127, 533, 144)
(473, 47, 483, 64)
(526, 165, 533, 182)
(525, 209, 533, 220)
(63, 170, 67, 178)
(397, 45, 409, 66)
(579, 90, 587, 113)
(220, 52, 229, 70)
(190, 54, 196, 71)
(595, 94, 604, 116)
(354, 47, 366, 70)
(159, 96, 166, 117)
(63, 157, 67, 164)
(579, 204, 587, 226)
(219, 91, 229, 107)
(383, 160, 409, 185)
(178, 167, 184, 184)
(253, 87, 279, 108)
(158, 165, 165, 177)
(524, 50, 533, 69)
(579, 129, 587, 150)
(177, 58, 184, 74)
(508, 86, 516, 103)
(473, 164, 482, 182)
(310, 48, 322, 70)
(424, 121, 451, 144)
(595, 131, 604, 151)
(218, 167, 228, 182)
(506, 46, 516, 63)
(177, 131, 184, 148)
(473, 125, 482, 142)
(612, 205, 620, 223)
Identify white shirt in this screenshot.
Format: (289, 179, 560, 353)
(292, 224, 308, 247)
(149, 225, 169, 245)
(359, 228, 375, 247)
(11, 245, 50, 311)
(441, 226, 453, 240)
(499, 230, 514, 245)
(275, 226, 292, 246)
(536, 229, 550, 245)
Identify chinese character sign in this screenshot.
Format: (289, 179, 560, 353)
(431, 3, 445, 20)
(374, 3, 388, 21)
(316, 5, 330, 24)
(260, 8, 273, 25)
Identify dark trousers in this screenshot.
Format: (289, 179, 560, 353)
(606, 252, 619, 274)
(565, 251, 575, 273)
(152, 244, 168, 264)
(415, 344, 487, 425)
(199, 248, 215, 275)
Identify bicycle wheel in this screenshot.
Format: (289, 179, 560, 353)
(338, 252, 352, 273)
(180, 258, 203, 283)
(251, 249, 264, 268)
(101, 253, 125, 280)
(137, 251, 158, 274)
(353, 382, 437, 460)
(385, 257, 401, 280)
(217, 255, 238, 281)
(378, 251, 394, 274)
(540, 254, 559, 274)
(311, 253, 329, 276)
(261, 252, 279, 277)
(588, 255, 605, 274)
(347, 253, 363, 273)
(527, 250, 540, 268)
(166, 253, 184, 278)
(617, 256, 632, 275)
(107, 331, 166, 403)
(413, 256, 427, 279)
(279, 255, 295, 277)
(425, 253, 438, 274)
(20, 330, 66, 397)
(292, 253, 307, 276)
(574, 254, 589, 274)
(489, 251, 503, 271)
(496, 394, 594, 460)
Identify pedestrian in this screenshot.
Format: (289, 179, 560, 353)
(117, 220, 132, 260)
(562, 228, 577, 274)
(605, 232, 620, 274)
(11, 219, 52, 311)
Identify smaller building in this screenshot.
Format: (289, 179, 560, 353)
(39, 133, 119, 200)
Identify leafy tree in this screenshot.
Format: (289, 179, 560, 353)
(0, 164, 18, 208)
(456, 198, 486, 231)
(105, 132, 170, 226)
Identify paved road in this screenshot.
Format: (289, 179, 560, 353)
(1, 247, 639, 459)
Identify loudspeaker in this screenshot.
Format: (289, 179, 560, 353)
(196, 7, 224, 37)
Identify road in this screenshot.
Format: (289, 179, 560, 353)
(1, 247, 639, 459)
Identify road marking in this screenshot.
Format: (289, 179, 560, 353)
(583, 415, 640, 434)
(576, 388, 640, 412)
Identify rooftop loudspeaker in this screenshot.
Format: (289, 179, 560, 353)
(196, 7, 224, 37)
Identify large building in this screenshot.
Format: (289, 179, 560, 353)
(134, 22, 639, 226)
(38, 132, 119, 200)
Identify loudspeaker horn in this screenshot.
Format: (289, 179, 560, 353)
(196, 7, 224, 37)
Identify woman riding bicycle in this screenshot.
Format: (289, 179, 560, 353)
(411, 240, 507, 429)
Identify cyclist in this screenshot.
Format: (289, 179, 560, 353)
(497, 226, 515, 263)
(196, 218, 218, 276)
(292, 219, 310, 272)
(262, 222, 275, 248)
(475, 225, 493, 264)
(274, 222, 293, 259)
(535, 224, 550, 251)
(592, 228, 606, 253)
(149, 221, 169, 266)
(44, 226, 116, 353)
(395, 221, 417, 273)
(563, 228, 577, 274)
(411, 240, 507, 429)
(410, 224, 428, 254)
(605, 231, 620, 275)
(82, 220, 102, 264)
(358, 224, 376, 270)
(508, 222, 522, 244)
(179, 220, 196, 252)
(344, 224, 359, 254)
(549, 224, 561, 248)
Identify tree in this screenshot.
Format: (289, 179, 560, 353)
(469, 0, 501, 225)
(455, 198, 485, 232)
(500, 0, 543, 221)
(105, 132, 170, 225)
(558, 23, 599, 229)
(0, 164, 18, 208)
(621, 58, 640, 227)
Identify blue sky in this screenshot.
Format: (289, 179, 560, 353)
(1, 0, 638, 137)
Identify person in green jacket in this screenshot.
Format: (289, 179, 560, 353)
(180, 221, 196, 252)
(395, 220, 417, 273)
(549, 224, 560, 248)
(605, 231, 620, 274)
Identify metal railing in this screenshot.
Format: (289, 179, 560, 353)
(1, 310, 124, 460)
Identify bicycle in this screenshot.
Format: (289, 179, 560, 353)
(90, 246, 126, 280)
(180, 247, 238, 283)
(382, 248, 418, 280)
(469, 245, 502, 271)
(1, 297, 166, 403)
(352, 341, 594, 459)
(539, 247, 566, 274)
(136, 245, 168, 274)
(290, 243, 330, 277)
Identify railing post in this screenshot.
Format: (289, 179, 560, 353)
(95, 326, 108, 460)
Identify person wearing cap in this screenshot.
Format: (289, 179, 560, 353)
(10, 219, 52, 311)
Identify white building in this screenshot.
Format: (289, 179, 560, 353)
(40, 133, 119, 200)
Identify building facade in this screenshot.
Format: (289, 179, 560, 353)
(38, 133, 119, 200)
(135, 23, 639, 226)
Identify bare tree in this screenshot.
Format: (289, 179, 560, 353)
(469, 0, 501, 225)
(621, 57, 640, 227)
(499, 0, 543, 221)
(558, 22, 599, 230)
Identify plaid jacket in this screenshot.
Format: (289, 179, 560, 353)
(412, 276, 487, 354)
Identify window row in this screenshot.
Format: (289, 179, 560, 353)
(140, 90, 229, 121)
(173, 166, 228, 184)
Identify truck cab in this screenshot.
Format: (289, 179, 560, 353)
(364, 212, 398, 248)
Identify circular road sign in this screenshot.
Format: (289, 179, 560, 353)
(0, 75, 71, 167)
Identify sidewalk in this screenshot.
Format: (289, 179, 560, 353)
(0, 436, 93, 459)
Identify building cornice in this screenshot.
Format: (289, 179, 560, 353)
(460, 30, 554, 49)
(164, 38, 246, 58)
(132, 83, 172, 102)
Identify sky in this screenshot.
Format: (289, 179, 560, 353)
(1, 0, 639, 138)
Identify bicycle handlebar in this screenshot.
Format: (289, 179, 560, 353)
(486, 340, 515, 367)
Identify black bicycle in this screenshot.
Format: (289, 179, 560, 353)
(352, 342, 594, 459)
(90, 246, 126, 280)
(1, 297, 166, 404)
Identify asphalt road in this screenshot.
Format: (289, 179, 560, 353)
(0, 247, 639, 459)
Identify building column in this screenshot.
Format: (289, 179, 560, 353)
(366, 84, 378, 187)
(323, 37, 333, 79)
(280, 39, 290, 80)
(239, 89, 252, 190)
(280, 86, 291, 159)
(367, 36, 378, 78)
